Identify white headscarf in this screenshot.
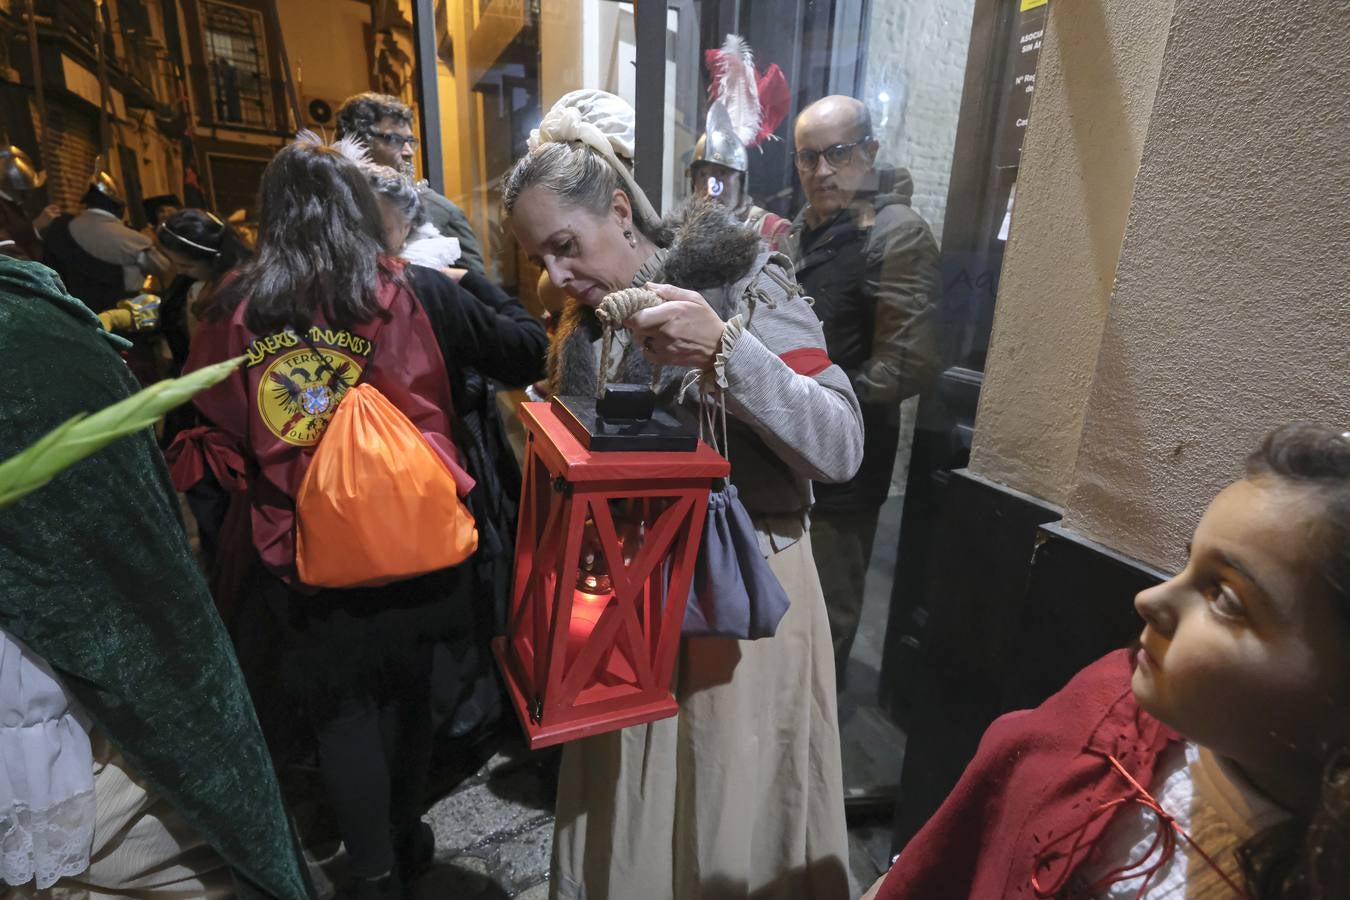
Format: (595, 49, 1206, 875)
(527, 90, 662, 227)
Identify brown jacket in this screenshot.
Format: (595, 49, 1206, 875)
(784, 166, 940, 407)
(784, 167, 940, 511)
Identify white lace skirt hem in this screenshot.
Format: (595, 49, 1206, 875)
(1, 629, 97, 889)
(1, 788, 96, 889)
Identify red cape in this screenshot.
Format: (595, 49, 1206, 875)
(183, 264, 472, 583)
(878, 649, 1179, 899)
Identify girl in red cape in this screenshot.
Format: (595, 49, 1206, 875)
(866, 423, 1350, 899)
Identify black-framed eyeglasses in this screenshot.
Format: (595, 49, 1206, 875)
(370, 130, 419, 150)
(792, 137, 873, 172)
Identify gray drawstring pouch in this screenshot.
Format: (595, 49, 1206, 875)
(682, 389, 790, 639)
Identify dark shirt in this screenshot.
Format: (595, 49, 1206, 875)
(0, 194, 41, 261)
(41, 214, 130, 313)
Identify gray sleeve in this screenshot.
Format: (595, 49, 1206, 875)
(103, 224, 168, 280)
(424, 192, 485, 274)
(138, 244, 172, 281)
(109, 227, 169, 290)
(721, 288, 864, 484)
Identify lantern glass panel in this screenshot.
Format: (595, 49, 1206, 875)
(559, 494, 682, 705)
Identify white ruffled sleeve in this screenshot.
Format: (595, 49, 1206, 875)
(0, 628, 95, 890)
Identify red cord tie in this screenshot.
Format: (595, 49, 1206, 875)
(1030, 754, 1250, 899)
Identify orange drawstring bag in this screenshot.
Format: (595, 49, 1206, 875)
(295, 382, 478, 588)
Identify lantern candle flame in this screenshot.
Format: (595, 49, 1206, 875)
(571, 523, 615, 651)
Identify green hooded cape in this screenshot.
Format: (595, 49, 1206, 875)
(0, 257, 311, 899)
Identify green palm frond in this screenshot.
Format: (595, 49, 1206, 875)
(0, 356, 245, 509)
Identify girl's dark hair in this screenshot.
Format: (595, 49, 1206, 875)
(220, 141, 386, 333)
(1239, 423, 1350, 898)
(158, 209, 253, 320)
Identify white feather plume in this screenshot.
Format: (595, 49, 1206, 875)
(711, 34, 763, 148)
(291, 128, 371, 167)
(332, 135, 372, 166)
(400, 222, 462, 268)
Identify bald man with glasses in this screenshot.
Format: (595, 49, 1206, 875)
(784, 95, 940, 687)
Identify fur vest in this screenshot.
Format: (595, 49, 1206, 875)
(549, 200, 766, 398)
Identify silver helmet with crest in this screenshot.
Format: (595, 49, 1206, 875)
(691, 100, 748, 174)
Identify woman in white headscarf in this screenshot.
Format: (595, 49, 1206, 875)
(504, 90, 861, 900)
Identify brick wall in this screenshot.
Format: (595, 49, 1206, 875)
(29, 97, 101, 213)
(862, 0, 977, 243)
(29, 93, 185, 222)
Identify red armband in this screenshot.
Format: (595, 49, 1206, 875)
(778, 347, 832, 376)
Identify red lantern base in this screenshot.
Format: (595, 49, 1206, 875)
(492, 637, 679, 749)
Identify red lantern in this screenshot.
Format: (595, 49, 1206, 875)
(493, 399, 729, 749)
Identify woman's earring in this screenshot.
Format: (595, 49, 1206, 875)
(624, 228, 636, 248)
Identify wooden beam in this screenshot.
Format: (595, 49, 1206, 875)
(265, 0, 303, 132)
(411, 0, 443, 193)
(633, 0, 666, 214)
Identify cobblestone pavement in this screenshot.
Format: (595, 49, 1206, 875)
(411, 743, 558, 899)
(401, 738, 894, 898)
(402, 462, 914, 897)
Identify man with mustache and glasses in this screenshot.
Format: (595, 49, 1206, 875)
(784, 95, 940, 687)
(335, 92, 485, 274)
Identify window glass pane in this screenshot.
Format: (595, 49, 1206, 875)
(431, 0, 1048, 880)
(202, 1, 273, 128)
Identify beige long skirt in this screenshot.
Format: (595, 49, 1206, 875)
(550, 531, 850, 900)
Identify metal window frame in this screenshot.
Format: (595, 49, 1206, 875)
(199, 0, 274, 130)
(633, 0, 667, 213)
(408, 0, 669, 207)
(411, 0, 444, 194)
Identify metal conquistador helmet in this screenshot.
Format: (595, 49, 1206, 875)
(691, 101, 748, 174)
(0, 145, 47, 194)
(89, 155, 124, 204)
(690, 34, 789, 178)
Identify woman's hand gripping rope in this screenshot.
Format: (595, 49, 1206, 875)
(598, 285, 731, 455)
(624, 283, 728, 371)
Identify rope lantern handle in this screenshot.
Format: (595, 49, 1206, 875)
(594, 287, 665, 399)
(595, 286, 731, 466)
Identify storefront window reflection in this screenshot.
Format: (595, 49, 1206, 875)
(431, 0, 1047, 849)
(1, 0, 1056, 887)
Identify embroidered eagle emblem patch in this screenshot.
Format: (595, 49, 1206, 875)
(257, 346, 363, 445)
